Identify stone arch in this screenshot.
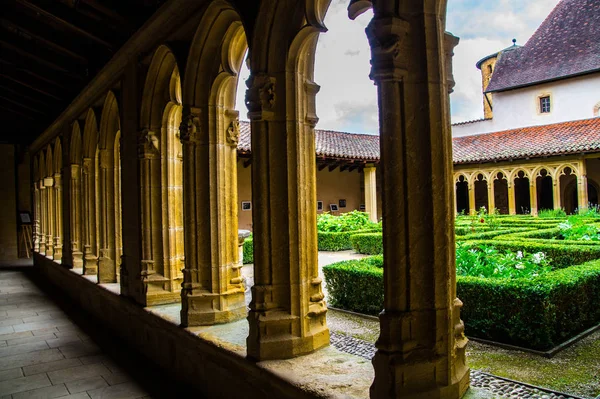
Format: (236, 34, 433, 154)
(455, 174, 469, 214)
(513, 169, 531, 214)
(472, 172, 488, 211)
(82, 109, 99, 159)
(81, 108, 99, 275)
(70, 122, 82, 165)
(44, 145, 54, 257)
(52, 138, 63, 261)
(96, 91, 121, 283)
(138, 45, 184, 303)
(177, 0, 249, 326)
(555, 163, 580, 179)
(492, 170, 509, 214)
(588, 178, 600, 206)
(509, 167, 532, 182)
(45, 145, 54, 178)
(33, 155, 41, 252)
(534, 167, 554, 211)
(38, 151, 47, 254)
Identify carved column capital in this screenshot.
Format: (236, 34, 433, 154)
(226, 118, 240, 148)
(38, 180, 46, 190)
(138, 129, 159, 159)
(367, 16, 411, 82)
(304, 80, 321, 128)
(245, 73, 276, 121)
(179, 106, 202, 144)
(54, 173, 62, 188)
(82, 158, 92, 175)
(444, 32, 460, 94)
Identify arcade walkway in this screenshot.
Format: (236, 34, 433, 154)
(0, 264, 197, 398)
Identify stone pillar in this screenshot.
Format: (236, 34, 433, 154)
(70, 165, 84, 267)
(487, 178, 495, 213)
(529, 178, 538, 217)
(246, 73, 328, 360)
(98, 149, 117, 283)
(138, 129, 160, 301)
(468, 179, 476, 215)
(577, 161, 589, 213)
(367, 14, 469, 398)
(553, 175, 562, 211)
(508, 180, 516, 215)
(82, 158, 98, 275)
(54, 173, 63, 261)
(44, 176, 54, 258)
(38, 180, 46, 254)
(33, 182, 40, 252)
(179, 107, 246, 326)
(364, 164, 378, 223)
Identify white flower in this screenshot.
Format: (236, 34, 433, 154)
(531, 252, 545, 264)
(515, 263, 525, 270)
(516, 251, 523, 259)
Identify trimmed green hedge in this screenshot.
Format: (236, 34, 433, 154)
(323, 256, 383, 315)
(323, 255, 600, 349)
(350, 233, 383, 255)
(318, 228, 380, 251)
(461, 240, 600, 269)
(243, 237, 253, 264)
(458, 261, 600, 349)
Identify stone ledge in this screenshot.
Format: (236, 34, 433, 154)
(34, 253, 373, 398)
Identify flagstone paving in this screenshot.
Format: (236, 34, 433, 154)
(0, 266, 199, 399)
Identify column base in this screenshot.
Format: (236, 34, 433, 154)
(98, 257, 117, 283)
(83, 255, 98, 276)
(180, 288, 246, 327)
(246, 309, 330, 360)
(53, 245, 62, 262)
(72, 251, 84, 268)
(146, 288, 182, 306)
(370, 351, 470, 399)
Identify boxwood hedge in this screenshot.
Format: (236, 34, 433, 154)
(350, 233, 383, 255)
(323, 256, 600, 349)
(242, 237, 253, 264)
(318, 228, 380, 251)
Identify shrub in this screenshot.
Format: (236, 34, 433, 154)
(458, 261, 600, 349)
(323, 255, 600, 349)
(538, 209, 567, 218)
(242, 236, 253, 264)
(317, 211, 378, 233)
(318, 229, 380, 251)
(323, 257, 383, 315)
(350, 233, 383, 255)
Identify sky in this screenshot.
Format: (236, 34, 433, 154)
(236, 0, 562, 134)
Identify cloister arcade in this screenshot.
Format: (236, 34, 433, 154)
(30, 0, 470, 397)
(454, 159, 593, 216)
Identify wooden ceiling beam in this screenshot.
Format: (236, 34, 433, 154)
(0, 40, 70, 73)
(15, 0, 114, 49)
(0, 75, 62, 101)
(0, 18, 88, 64)
(0, 104, 39, 121)
(0, 84, 54, 109)
(0, 95, 47, 115)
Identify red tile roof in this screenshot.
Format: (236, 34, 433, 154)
(238, 121, 379, 161)
(238, 118, 600, 165)
(486, 0, 600, 92)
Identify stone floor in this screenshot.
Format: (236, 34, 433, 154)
(0, 264, 199, 399)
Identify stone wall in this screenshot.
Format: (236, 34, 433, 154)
(0, 144, 18, 261)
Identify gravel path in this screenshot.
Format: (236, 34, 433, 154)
(329, 331, 583, 399)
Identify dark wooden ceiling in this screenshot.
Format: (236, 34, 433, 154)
(0, 0, 165, 145)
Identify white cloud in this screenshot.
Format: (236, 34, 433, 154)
(236, 0, 562, 131)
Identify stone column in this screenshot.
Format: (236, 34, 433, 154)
(33, 182, 40, 252)
(98, 149, 117, 283)
(53, 173, 63, 261)
(38, 180, 46, 254)
(364, 164, 378, 223)
(577, 161, 589, 213)
(138, 129, 160, 301)
(367, 14, 469, 398)
(553, 175, 562, 211)
(508, 180, 516, 215)
(179, 107, 246, 326)
(246, 73, 328, 360)
(487, 178, 495, 213)
(529, 178, 538, 217)
(70, 165, 84, 267)
(82, 158, 98, 275)
(468, 179, 476, 215)
(44, 176, 54, 258)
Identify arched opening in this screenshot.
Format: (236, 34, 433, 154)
(45, 145, 54, 258)
(97, 91, 121, 284)
(589, 180, 599, 207)
(82, 109, 99, 276)
(494, 172, 509, 214)
(559, 167, 577, 214)
(69, 122, 84, 268)
(474, 174, 488, 211)
(536, 169, 553, 211)
(514, 170, 531, 214)
(53, 138, 63, 261)
(455, 175, 469, 214)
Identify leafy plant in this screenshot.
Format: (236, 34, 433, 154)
(557, 218, 600, 241)
(316, 211, 378, 233)
(538, 208, 567, 218)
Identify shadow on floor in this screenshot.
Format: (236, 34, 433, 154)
(15, 262, 205, 399)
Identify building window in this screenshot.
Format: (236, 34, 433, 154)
(540, 96, 551, 113)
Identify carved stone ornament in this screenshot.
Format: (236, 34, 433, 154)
(226, 119, 240, 147)
(366, 17, 410, 81)
(179, 107, 201, 144)
(444, 32, 460, 94)
(245, 74, 276, 114)
(138, 129, 159, 158)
